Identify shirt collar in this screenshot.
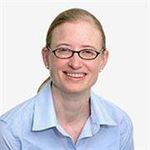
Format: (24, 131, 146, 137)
(32, 82, 116, 131)
(32, 81, 57, 131)
(90, 92, 117, 126)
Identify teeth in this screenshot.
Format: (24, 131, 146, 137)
(66, 73, 84, 78)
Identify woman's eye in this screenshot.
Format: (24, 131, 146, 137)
(58, 48, 70, 53)
(82, 49, 95, 55)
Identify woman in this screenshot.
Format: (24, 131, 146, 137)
(0, 8, 134, 150)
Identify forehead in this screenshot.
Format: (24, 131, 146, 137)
(51, 21, 103, 48)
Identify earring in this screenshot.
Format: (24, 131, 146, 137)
(99, 69, 103, 72)
(46, 65, 49, 69)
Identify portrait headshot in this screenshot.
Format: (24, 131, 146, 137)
(0, 1, 148, 150)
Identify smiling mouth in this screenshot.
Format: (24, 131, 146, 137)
(63, 71, 87, 78)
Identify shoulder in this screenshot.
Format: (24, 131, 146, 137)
(91, 92, 134, 149)
(0, 96, 38, 149)
(0, 95, 37, 137)
(91, 92, 133, 129)
(0, 82, 51, 133)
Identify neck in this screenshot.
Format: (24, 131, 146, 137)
(51, 84, 91, 143)
(51, 84, 91, 124)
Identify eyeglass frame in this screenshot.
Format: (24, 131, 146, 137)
(47, 46, 104, 60)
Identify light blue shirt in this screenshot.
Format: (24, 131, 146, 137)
(0, 82, 134, 150)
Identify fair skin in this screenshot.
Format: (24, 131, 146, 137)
(42, 20, 108, 143)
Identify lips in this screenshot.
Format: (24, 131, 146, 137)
(63, 71, 87, 78)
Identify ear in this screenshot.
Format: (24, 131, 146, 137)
(42, 47, 50, 69)
(98, 50, 109, 72)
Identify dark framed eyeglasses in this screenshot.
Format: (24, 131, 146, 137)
(47, 46, 103, 60)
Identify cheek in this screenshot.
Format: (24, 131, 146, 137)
(48, 56, 66, 70)
(86, 60, 101, 73)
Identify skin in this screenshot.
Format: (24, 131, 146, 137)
(42, 20, 109, 143)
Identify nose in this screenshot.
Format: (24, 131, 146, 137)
(68, 53, 83, 69)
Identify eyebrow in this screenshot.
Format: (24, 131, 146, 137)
(55, 43, 70, 47)
(55, 43, 97, 50)
(81, 45, 97, 50)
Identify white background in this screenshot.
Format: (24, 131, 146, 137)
(0, 0, 149, 150)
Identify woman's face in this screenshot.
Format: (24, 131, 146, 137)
(42, 21, 108, 94)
